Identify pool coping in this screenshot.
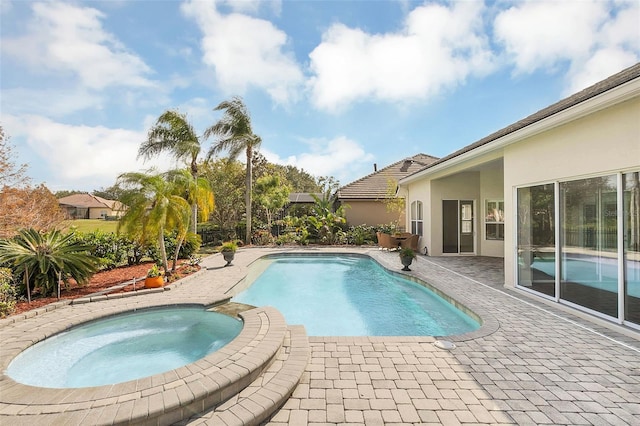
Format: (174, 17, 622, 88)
(229, 250, 500, 342)
(0, 247, 505, 425)
(0, 301, 288, 425)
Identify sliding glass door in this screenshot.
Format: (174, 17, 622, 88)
(517, 171, 639, 327)
(560, 175, 618, 317)
(624, 172, 640, 324)
(517, 184, 555, 297)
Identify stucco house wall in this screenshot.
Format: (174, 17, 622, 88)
(480, 165, 505, 258)
(343, 200, 403, 228)
(502, 95, 640, 286)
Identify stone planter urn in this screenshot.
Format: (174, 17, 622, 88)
(399, 247, 416, 271)
(220, 241, 238, 267)
(222, 251, 235, 266)
(400, 255, 414, 271)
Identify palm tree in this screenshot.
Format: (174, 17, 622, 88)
(165, 168, 214, 269)
(138, 110, 204, 233)
(204, 96, 260, 245)
(117, 171, 191, 274)
(0, 228, 97, 300)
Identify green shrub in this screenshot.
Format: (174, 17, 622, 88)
(72, 230, 130, 270)
(159, 231, 202, 263)
(347, 225, 376, 245)
(0, 268, 17, 318)
(252, 229, 274, 245)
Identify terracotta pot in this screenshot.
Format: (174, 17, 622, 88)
(144, 276, 164, 288)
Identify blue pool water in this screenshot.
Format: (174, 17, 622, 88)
(234, 255, 479, 336)
(6, 307, 242, 388)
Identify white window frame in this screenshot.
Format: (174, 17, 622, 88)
(485, 199, 504, 240)
(411, 200, 423, 236)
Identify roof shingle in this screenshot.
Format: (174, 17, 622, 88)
(337, 153, 438, 200)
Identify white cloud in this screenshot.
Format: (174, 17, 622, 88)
(494, 0, 639, 92)
(307, 1, 495, 111)
(262, 136, 375, 184)
(2, 87, 104, 118)
(181, 0, 303, 104)
(2, 2, 154, 90)
(4, 115, 173, 190)
(566, 48, 638, 94)
(219, 0, 282, 16)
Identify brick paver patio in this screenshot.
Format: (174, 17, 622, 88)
(1, 247, 638, 425)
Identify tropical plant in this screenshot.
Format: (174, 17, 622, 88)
(200, 158, 245, 230)
(146, 264, 162, 278)
(71, 230, 130, 270)
(165, 168, 213, 268)
(220, 241, 238, 252)
(138, 110, 206, 233)
(0, 267, 17, 317)
(398, 247, 416, 259)
(160, 229, 202, 269)
(205, 96, 261, 245)
(347, 225, 376, 245)
(254, 174, 291, 230)
(0, 228, 98, 300)
(117, 171, 191, 274)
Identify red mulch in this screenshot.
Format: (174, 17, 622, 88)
(11, 261, 200, 316)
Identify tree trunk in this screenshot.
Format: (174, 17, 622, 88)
(191, 169, 198, 234)
(25, 266, 30, 304)
(245, 147, 252, 245)
(158, 229, 169, 274)
(172, 233, 185, 272)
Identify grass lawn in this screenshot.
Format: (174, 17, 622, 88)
(62, 219, 119, 233)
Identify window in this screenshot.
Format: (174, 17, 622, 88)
(411, 201, 423, 236)
(485, 200, 504, 240)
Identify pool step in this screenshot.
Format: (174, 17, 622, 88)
(0, 306, 294, 426)
(180, 325, 309, 426)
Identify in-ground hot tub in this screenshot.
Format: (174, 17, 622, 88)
(6, 306, 242, 388)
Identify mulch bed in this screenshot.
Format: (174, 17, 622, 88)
(11, 261, 200, 316)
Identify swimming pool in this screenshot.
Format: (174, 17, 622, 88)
(6, 306, 242, 388)
(233, 254, 479, 336)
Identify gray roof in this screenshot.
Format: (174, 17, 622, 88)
(337, 153, 439, 200)
(406, 62, 640, 178)
(288, 193, 319, 204)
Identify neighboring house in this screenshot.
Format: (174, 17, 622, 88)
(58, 193, 126, 219)
(398, 63, 640, 329)
(337, 154, 438, 227)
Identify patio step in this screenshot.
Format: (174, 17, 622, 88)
(180, 325, 309, 426)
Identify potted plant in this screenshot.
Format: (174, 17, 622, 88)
(144, 264, 165, 288)
(220, 241, 238, 266)
(398, 247, 416, 271)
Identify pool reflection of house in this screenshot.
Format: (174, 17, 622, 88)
(398, 63, 640, 330)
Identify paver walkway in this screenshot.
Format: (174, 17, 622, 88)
(2, 247, 639, 425)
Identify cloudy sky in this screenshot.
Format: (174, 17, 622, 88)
(1, 0, 638, 192)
